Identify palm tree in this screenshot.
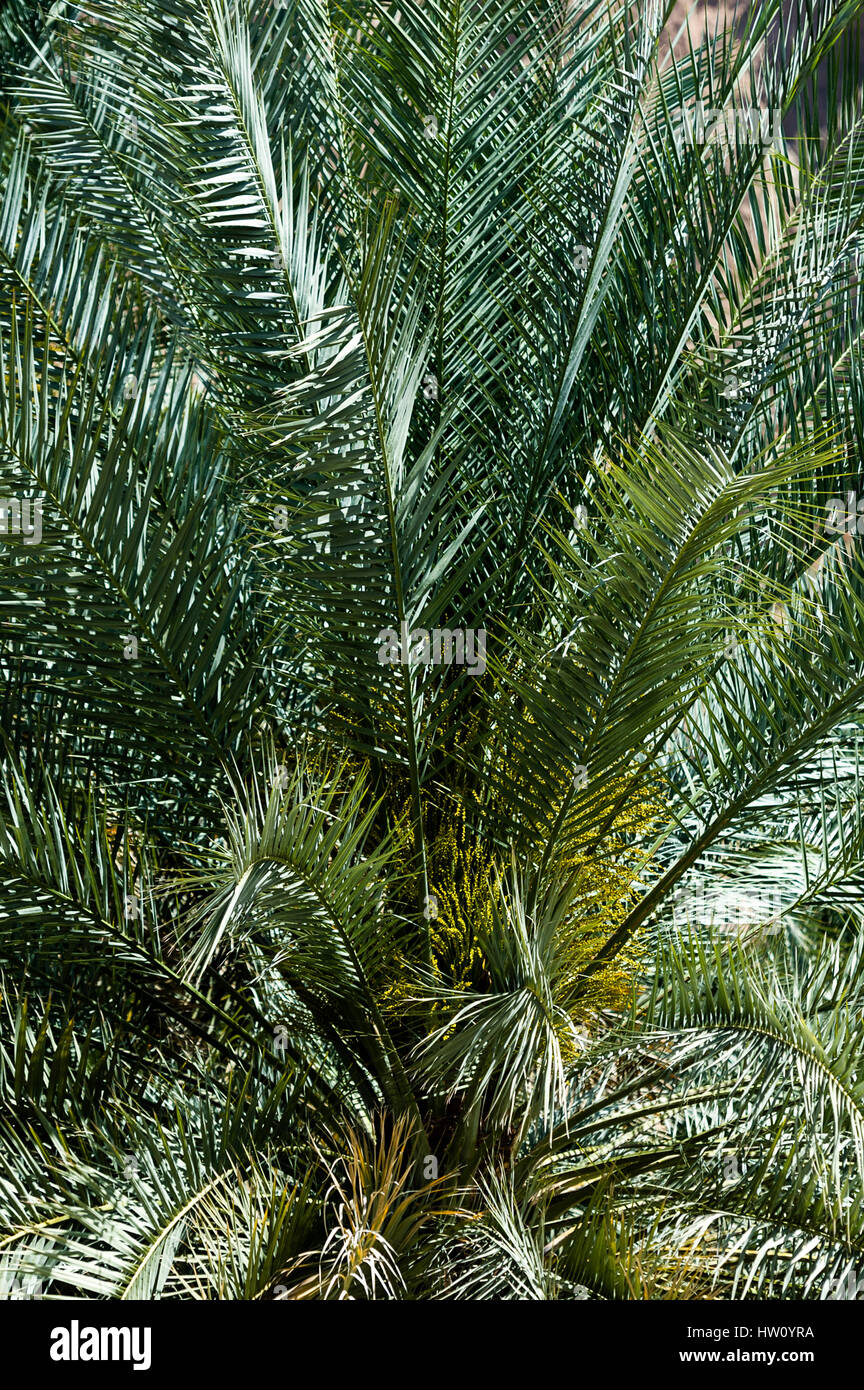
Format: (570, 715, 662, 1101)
(2, 0, 864, 1300)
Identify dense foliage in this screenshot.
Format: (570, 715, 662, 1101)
(2, 0, 864, 1299)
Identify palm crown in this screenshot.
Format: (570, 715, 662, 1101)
(2, 0, 864, 1300)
